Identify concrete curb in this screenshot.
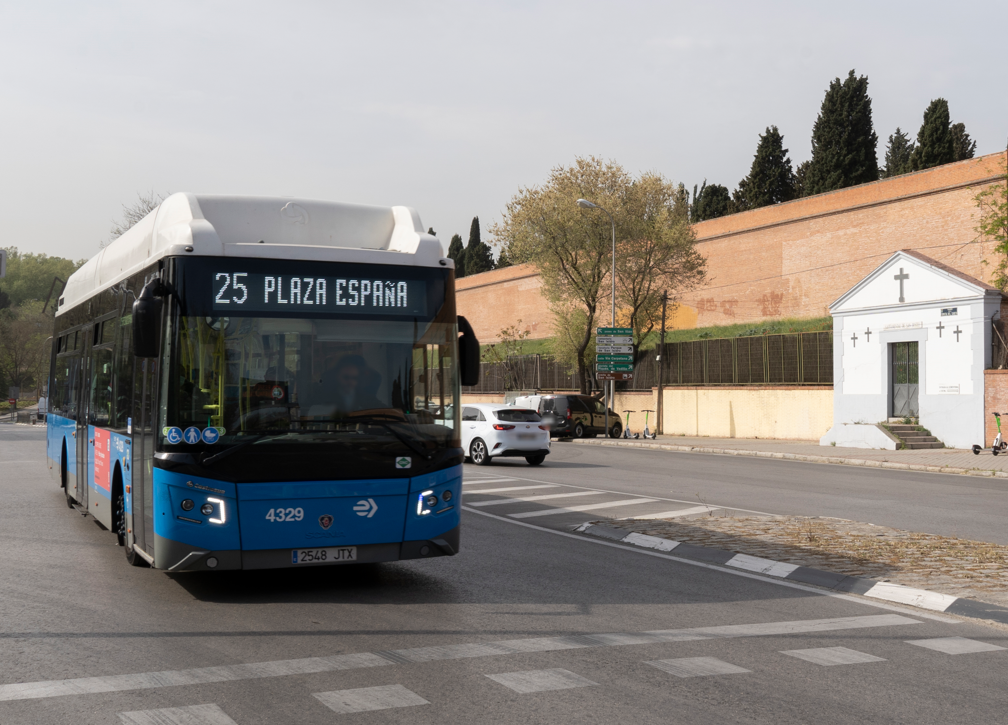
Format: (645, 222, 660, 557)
(571, 438, 1008, 480)
(574, 521, 1008, 626)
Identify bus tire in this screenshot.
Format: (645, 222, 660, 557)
(470, 438, 492, 466)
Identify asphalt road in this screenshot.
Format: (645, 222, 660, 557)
(2, 423, 1007, 724)
(498, 440, 1008, 545)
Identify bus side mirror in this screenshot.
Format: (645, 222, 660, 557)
(132, 280, 164, 358)
(457, 315, 480, 387)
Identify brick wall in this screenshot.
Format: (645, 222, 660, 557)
(983, 370, 1008, 446)
(456, 152, 1007, 336)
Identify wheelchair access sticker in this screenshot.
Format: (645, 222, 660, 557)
(164, 427, 183, 444)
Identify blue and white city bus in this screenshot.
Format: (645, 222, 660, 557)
(46, 194, 478, 571)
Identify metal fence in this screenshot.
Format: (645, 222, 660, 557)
(464, 331, 834, 394)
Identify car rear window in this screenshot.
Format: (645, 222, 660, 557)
(496, 409, 542, 423)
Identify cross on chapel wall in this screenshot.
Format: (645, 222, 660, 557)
(894, 267, 909, 303)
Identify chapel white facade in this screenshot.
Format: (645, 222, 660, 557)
(821, 250, 1005, 450)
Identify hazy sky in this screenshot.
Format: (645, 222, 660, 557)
(2, 1, 1006, 261)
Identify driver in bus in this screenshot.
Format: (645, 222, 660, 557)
(318, 354, 384, 415)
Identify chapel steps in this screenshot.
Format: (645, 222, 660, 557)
(886, 424, 945, 449)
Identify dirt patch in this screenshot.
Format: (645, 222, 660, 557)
(603, 515, 1008, 607)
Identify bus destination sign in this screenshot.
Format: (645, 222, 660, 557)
(211, 272, 427, 315)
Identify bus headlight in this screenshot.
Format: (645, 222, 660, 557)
(207, 497, 226, 524)
(417, 490, 434, 516)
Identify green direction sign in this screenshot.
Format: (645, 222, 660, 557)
(596, 363, 634, 372)
(596, 354, 633, 363)
(597, 327, 632, 336)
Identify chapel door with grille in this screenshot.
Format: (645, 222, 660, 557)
(891, 342, 919, 417)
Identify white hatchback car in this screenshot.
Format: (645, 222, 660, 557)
(460, 404, 551, 466)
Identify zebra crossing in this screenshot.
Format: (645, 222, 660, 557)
(461, 469, 735, 522)
(115, 635, 1005, 722)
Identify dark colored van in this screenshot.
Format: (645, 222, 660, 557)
(521, 394, 621, 438)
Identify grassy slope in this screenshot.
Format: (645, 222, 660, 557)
(480, 316, 833, 357)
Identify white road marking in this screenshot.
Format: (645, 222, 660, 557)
(727, 553, 800, 578)
(622, 532, 681, 552)
(510, 498, 658, 518)
(464, 505, 958, 622)
(906, 637, 1007, 655)
(463, 485, 558, 494)
(462, 478, 516, 485)
(470, 491, 602, 507)
(0, 615, 920, 702)
(314, 684, 429, 713)
(864, 581, 959, 612)
(781, 646, 886, 666)
(485, 668, 597, 693)
(118, 703, 238, 725)
(645, 657, 750, 678)
(621, 506, 712, 520)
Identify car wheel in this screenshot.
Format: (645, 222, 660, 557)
(470, 438, 492, 466)
(609, 423, 622, 438)
(573, 422, 585, 438)
(525, 454, 546, 466)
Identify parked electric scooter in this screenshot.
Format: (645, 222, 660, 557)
(641, 409, 657, 439)
(972, 412, 1007, 455)
(621, 410, 639, 439)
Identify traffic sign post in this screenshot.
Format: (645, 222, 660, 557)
(595, 328, 635, 418)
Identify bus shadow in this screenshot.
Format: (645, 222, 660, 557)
(169, 562, 458, 605)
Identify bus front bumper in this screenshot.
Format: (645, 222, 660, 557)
(156, 525, 459, 572)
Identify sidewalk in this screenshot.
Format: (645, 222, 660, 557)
(572, 436, 1008, 479)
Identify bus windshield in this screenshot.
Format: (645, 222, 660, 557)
(165, 259, 459, 455)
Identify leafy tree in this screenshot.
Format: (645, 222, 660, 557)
(977, 155, 1008, 289)
(803, 70, 879, 195)
(492, 157, 706, 392)
(492, 157, 628, 391)
(464, 216, 495, 275)
(951, 122, 977, 161)
(617, 175, 706, 365)
(690, 181, 733, 221)
(106, 190, 166, 247)
(882, 127, 915, 178)
(0, 301, 51, 397)
(482, 320, 533, 390)
(0, 247, 85, 310)
(910, 98, 955, 171)
(447, 233, 466, 277)
(733, 126, 796, 210)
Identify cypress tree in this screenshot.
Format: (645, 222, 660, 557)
(690, 181, 734, 221)
(794, 160, 811, 197)
(803, 70, 879, 195)
(733, 126, 796, 210)
(951, 122, 977, 161)
(447, 233, 466, 277)
(882, 127, 915, 177)
(910, 98, 955, 171)
(464, 216, 494, 275)
(495, 246, 513, 269)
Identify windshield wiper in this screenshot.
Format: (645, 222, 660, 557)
(200, 431, 292, 467)
(339, 417, 434, 461)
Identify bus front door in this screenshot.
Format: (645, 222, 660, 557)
(132, 357, 158, 557)
(75, 325, 93, 510)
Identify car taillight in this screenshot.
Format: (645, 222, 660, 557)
(493, 424, 515, 430)
(565, 408, 571, 419)
(539, 425, 549, 431)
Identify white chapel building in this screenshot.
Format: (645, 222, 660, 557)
(821, 250, 1005, 450)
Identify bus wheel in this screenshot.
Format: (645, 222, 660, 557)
(125, 539, 149, 568)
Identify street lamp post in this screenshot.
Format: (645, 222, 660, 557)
(577, 198, 616, 438)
